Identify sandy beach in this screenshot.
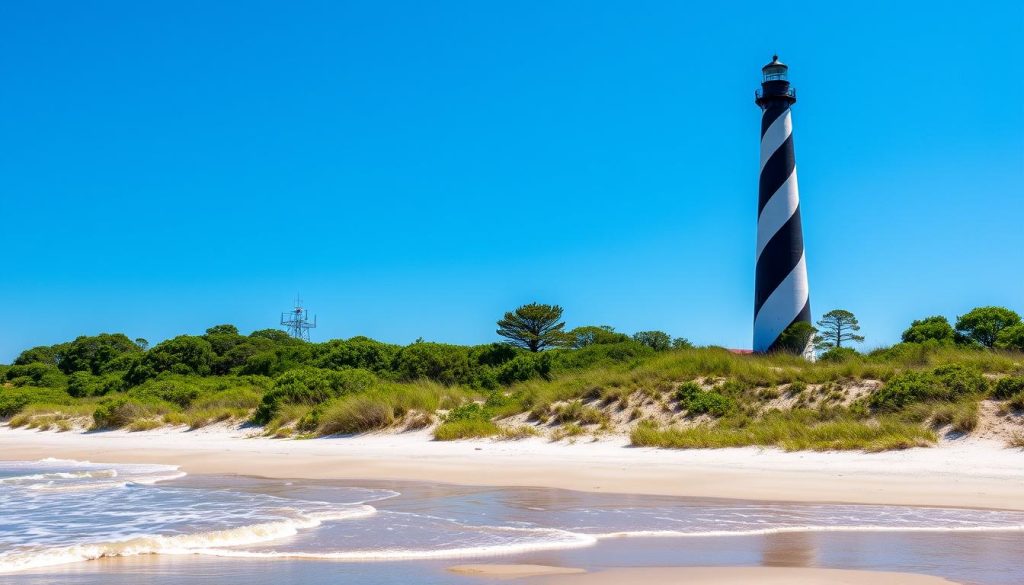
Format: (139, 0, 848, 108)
(1, 424, 1022, 510)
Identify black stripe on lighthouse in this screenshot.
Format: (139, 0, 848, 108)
(753, 56, 811, 354)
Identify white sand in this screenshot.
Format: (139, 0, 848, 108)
(1, 424, 1022, 509)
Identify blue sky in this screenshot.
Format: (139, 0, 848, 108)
(1, 1, 1021, 361)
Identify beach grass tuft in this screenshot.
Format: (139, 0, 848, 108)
(434, 419, 500, 440)
(630, 413, 936, 452)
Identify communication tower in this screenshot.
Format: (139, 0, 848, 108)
(281, 295, 317, 341)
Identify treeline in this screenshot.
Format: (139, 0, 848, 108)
(1, 323, 689, 395)
(0, 309, 691, 430)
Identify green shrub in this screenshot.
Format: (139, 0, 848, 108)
(497, 353, 552, 385)
(67, 371, 125, 397)
(869, 372, 940, 410)
(3, 363, 67, 388)
(675, 381, 702, 402)
(774, 322, 816, 355)
(819, 347, 860, 363)
(0, 387, 73, 417)
(995, 324, 1024, 351)
(252, 367, 377, 424)
(686, 391, 735, 416)
(128, 377, 202, 408)
(992, 376, 1024, 400)
(675, 381, 735, 416)
(441, 402, 487, 422)
(315, 337, 400, 373)
(870, 366, 985, 411)
(550, 341, 653, 371)
(932, 364, 988, 398)
(393, 343, 472, 385)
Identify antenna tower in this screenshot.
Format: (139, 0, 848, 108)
(280, 295, 317, 341)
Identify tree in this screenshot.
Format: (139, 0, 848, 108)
(205, 324, 239, 336)
(393, 342, 471, 384)
(672, 337, 694, 350)
(250, 329, 295, 343)
(774, 321, 817, 354)
(995, 323, 1024, 352)
(955, 306, 1021, 348)
(633, 331, 672, 351)
(497, 303, 572, 352)
(568, 325, 629, 348)
(134, 335, 215, 380)
(59, 333, 141, 375)
(815, 310, 864, 350)
(901, 316, 955, 345)
(13, 344, 68, 367)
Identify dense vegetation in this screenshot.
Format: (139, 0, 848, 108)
(2, 305, 1023, 451)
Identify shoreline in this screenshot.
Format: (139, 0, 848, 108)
(2, 425, 1022, 510)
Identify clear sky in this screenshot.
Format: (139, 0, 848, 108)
(1, 1, 1022, 361)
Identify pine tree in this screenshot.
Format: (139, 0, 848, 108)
(815, 309, 865, 350)
(496, 303, 571, 352)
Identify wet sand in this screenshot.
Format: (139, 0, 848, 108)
(522, 566, 961, 584)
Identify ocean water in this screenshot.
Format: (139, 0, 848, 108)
(1, 459, 1023, 584)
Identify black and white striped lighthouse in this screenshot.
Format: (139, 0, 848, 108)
(753, 55, 811, 353)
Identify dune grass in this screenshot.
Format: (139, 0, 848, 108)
(630, 412, 936, 452)
(493, 346, 1022, 422)
(91, 396, 177, 429)
(308, 381, 470, 437)
(498, 425, 540, 440)
(434, 419, 500, 440)
(127, 418, 163, 432)
(160, 387, 263, 429)
(8, 402, 96, 430)
(928, 400, 980, 434)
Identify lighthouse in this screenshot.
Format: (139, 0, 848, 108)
(753, 55, 811, 353)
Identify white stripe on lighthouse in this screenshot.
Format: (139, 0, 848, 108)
(756, 168, 799, 261)
(753, 252, 809, 352)
(760, 109, 792, 170)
